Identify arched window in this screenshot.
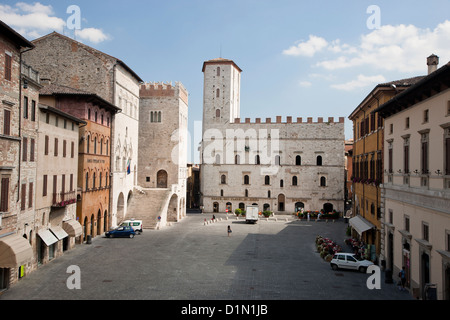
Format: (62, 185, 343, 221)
(150, 111, 154, 122)
(265, 175, 270, 185)
(221, 175, 227, 184)
(100, 138, 103, 155)
(94, 137, 97, 154)
(217, 67, 220, 76)
(245, 189, 249, 197)
(296, 155, 301, 165)
(85, 172, 89, 191)
(317, 155, 323, 166)
(99, 173, 102, 188)
(280, 179, 284, 188)
(86, 135, 90, 154)
(93, 172, 96, 189)
(216, 109, 220, 118)
(255, 155, 260, 165)
(244, 175, 250, 185)
(292, 176, 298, 186)
(216, 88, 220, 98)
(320, 176, 327, 187)
(158, 111, 161, 122)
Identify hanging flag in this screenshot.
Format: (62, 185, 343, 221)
(127, 159, 131, 175)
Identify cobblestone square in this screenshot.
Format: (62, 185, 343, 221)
(0, 213, 412, 301)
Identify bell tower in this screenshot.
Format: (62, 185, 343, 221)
(202, 58, 241, 133)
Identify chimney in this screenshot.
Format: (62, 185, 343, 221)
(427, 54, 439, 75)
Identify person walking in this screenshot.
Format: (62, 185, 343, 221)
(227, 225, 232, 237)
(399, 266, 407, 291)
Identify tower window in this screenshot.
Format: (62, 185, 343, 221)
(216, 89, 220, 98)
(217, 67, 220, 76)
(216, 109, 220, 118)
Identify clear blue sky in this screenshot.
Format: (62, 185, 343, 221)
(2, 0, 450, 162)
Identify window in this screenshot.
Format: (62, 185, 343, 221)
(255, 155, 260, 165)
(0, 177, 10, 212)
(245, 189, 248, 197)
(30, 139, 35, 162)
(88, 109, 91, 120)
(94, 137, 97, 154)
(280, 179, 284, 188)
(70, 174, 74, 192)
(403, 137, 409, 174)
(54, 138, 58, 156)
(423, 223, 429, 242)
(23, 96, 28, 119)
(31, 100, 36, 121)
(28, 182, 33, 208)
(43, 175, 48, 196)
(3, 109, 11, 135)
(235, 155, 240, 164)
(445, 127, 450, 175)
(405, 216, 410, 232)
(85, 172, 89, 191)
(423, 109, 429, 123)
(216, 109, 220, 118)
(63, 140, 67, 158)
(388, 141, 393, 174)
(71, 141, 75, 158)
(421, 133, 429, 174)
(370, 113, 375, 132)
(405, 117, 409, 129)
(390, 123, 393, 134)
(44, 135, 49, 155)
(244, 175, 249, 185)
(221, 175, 226, 184)
(216, 89, 220, 98)
(22, 137, 27, 162)
(296, 155, 301, 166)
(4, 53, 12, 81)
(21, 184, 26, 211)
(217, 67, 220, 76)
(320, 176, 327, 187)
(292, 176, 298, 186)
(317, 155, 323, 166)
(264, 175, 270, 185)
(275, 155, 281, 166)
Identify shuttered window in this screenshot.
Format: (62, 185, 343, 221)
(43, 175, 47, 197)
(21, 184, 26, 211)
(30, 139, 35, 162)
(22, 137, 27, 162)
(3, 109, 11, 135)
(28, 182, 33, 208)
(4, 54, 12, 81)
(45, 135, 49, 155)
(0, 178, 9, 212)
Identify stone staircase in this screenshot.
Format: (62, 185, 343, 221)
(123, 187, 172, 229)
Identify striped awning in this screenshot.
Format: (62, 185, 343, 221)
(349, 215, 375, 236)
(0, 233, 33, 268)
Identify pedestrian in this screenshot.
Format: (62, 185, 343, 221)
(399, 267, 406, 291)
(227, 225, 232, 237)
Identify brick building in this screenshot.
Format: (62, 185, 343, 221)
(0, 20, 34, 290)
(22, 32, 142, 229)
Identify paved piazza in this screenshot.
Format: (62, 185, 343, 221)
(1, 213, 412, 301)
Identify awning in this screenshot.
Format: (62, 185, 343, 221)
(62, 219, 82, 237)
(349, 215, 375, 236)
(50, 226, 68, 240)
(0, 233, 33, 268)
(38, 229, 59, 246)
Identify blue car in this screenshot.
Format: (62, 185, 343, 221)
(105, 226, 136, 238)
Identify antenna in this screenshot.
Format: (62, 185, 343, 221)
(220, 44, 222, 58)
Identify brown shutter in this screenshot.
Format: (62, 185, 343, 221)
(28, 182, 33, 208)
(389, 149, 393, 173)
(3, 109, 11, 135)
(45, 135, 49, 155)
(71, 141, 74, 158)
(63, 140, 67, 157)
(22, 137, 27, 162)
(21, 184, 26, 211)
(404, 145, 409, 173)
(54, 138, 58, 156)
(30, 139, 35, 162)
(5, 54, 12, 81)
(43, 175, 47, 196)
(0, 178, 9, 212)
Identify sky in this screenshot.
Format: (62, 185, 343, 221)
(2, 0, 450, 162)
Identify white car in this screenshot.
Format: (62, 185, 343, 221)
(120, 219, 143, 234)
(330, 253, 374, 273)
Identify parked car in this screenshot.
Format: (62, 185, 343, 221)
(330, 252, 374, 273)
(105, 226, 136, 238)
(120, 219, 143, 234)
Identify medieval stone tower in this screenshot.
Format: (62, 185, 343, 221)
(202, 58, 242, 133)
(125, 81, 188, 228)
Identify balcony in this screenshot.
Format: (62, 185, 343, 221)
(52, 191, 77, 208)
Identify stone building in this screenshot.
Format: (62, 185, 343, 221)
(0, 20, 34, 290)
(348, 73, 424, 262)
(131, 82, 188, 228)
(34, 103, 84, 268)
(375, 57, 450, 300)
(22, 32, 142, 228)
(200, 58, 345, 214)
(39, 83, 119, 241)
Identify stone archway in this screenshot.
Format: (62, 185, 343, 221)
(157, 170, 168, 188)
(278, 194, 285, 212)
(168, 193, 179, 222)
